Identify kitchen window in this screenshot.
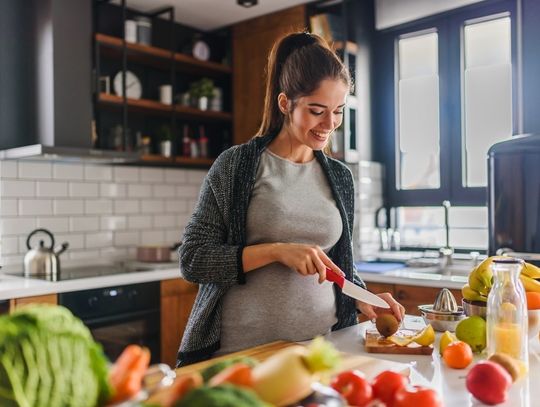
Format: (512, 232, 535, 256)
(374, 0, 517, 250)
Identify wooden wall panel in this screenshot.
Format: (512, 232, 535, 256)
(232, 5, 307, 145)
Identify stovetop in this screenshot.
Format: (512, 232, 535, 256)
(5, 262, 172, 282)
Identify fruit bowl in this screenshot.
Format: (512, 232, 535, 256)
(462, 298, 487, 319)
(528, 309, 540, 340)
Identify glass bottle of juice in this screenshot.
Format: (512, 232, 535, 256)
(487, 257, 529, 375)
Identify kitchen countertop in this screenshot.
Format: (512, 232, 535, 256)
(322, 317, 538, 406)
(0, 265, 181, 300)
(358, 268, 467, 289)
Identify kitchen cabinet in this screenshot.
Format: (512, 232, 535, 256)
(160, 278, 198, 367)
(9, 293, 58, 312)
(232, 5, 306, 145)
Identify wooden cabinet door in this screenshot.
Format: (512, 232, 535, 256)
(10, 294, 57, 312)
(160, 279, 198, 367)
(232, 5, 306, 145)
(394, 284, 462, 315)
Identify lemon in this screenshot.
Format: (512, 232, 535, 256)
(413, 324, 435, 346)
(388, 335, 414, 347)
(439, 331, 458, 355)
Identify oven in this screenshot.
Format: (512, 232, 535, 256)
(58, 281, 160, 364)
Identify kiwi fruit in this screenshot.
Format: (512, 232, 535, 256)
(488, 353, 520, 382)
(375, 314, 399, 337)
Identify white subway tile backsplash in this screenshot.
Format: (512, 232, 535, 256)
(114, 199, 139, 214)
(1, 218, 36, 235)
(1, 180, 35, 197)
(100, 247, 128, 259)
(114, 231, 140, 246)
(1, 236, 18, 254)
(165, 230, 182, 243)
(101, 216, 127, 231)
(140, 199, 164, 214)
(100, 183, 127, 198)
(0, 254, 24, 266)
(176, 213, 192, 230)
(85, 199, 113, 215)
(19, 199, 53, 216)
(165, 168, 187, 184)
(165, 199, 187, 213)
(154, 214, 177, 228)
(54, 199, 84, 215)
(37, 181, 68, 197)
(141, 230, 165, 245)
(68, 249, 101, 260)
(70, 216, 100, 232)
(114, 167, 139, 182)
(0, 161, 18, 178)
(140, 168, 164, 182)
(128, 184, 152, 198)
(69, 182, 99, 197)
(53, 163, 84, 180)
(37, 217, 69, 233)
(55, 233, 84, 250)
(153, 185, 176, 198)
(18, 162, 52, 179)
(128, 215, 152, 229)
(84, 165, 113, 181)
(85, 231, 113, 248)
(176, 185, 200, 199)
(186, 170, 206, 184)
(1, 199, 18, 216)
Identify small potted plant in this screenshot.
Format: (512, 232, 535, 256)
(157, 125, 173, 157)
(189, 78, 215, 110)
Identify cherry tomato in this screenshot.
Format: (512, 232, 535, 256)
(393, 386, 442, 407)
(330, 370, 373, 407)
(370, 370, 408, 405)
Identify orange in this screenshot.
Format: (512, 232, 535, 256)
(526, 292, 540, 310)
(443, 341, 473, 369)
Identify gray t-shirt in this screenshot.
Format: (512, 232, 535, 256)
(218, 149, 342, 355)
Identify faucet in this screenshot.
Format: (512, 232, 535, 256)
(439, 200, 454, 273)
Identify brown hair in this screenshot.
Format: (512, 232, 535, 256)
(256, 32, 351, 150)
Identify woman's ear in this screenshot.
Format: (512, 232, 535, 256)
(277, 92, 289, 114)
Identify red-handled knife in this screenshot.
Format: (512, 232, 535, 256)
(326, 268, 390, 309)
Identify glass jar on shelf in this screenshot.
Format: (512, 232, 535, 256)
(486, 257, 528, 374)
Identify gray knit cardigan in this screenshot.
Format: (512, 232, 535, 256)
(177, 132, 366, 366)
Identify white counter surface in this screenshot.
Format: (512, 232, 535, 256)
(358, 269, 467, 289)
(324, 317, 539, 407)
(0, 267, 181, 301)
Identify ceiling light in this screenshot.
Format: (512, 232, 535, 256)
(237, 0, 258, 7)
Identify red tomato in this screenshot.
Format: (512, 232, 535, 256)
(330, 370, 373, 407)
(393, 386, 442, 407)
(370, 370, 408, 405)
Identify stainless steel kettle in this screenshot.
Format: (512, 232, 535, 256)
(24, 229, 69, 277)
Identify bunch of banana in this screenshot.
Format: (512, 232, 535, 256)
(462, 257, 540, 302)
(520, 262, 540, 292)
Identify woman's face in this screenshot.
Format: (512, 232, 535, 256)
(285, 78, 348, 152)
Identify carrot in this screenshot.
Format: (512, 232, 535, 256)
(208, 363, 253, 388)
(161, 372, 203, 407)
(108, 346, 151, 404)
(109, 344, 143, 389)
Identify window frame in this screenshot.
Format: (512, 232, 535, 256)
(374, 0, 519, 208)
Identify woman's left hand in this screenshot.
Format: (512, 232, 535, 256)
(356, 292, 405, 322)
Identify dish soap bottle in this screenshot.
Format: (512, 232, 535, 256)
(486, 257, 528, 375)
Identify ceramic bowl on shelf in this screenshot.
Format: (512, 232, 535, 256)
(462, 298, 487, 319)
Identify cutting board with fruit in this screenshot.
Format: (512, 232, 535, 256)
(364, 329, 434, 355)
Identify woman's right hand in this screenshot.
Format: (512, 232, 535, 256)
(271, 243, 343, 283)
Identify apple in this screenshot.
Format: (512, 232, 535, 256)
(466, 361, 512, 405)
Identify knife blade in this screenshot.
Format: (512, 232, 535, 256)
(326, 268, 390, 309)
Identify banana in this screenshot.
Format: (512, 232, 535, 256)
(462, 284, 488, 302)
(468, 271, 491, 297)
(473, 257, 496, 288)
(520, 274, 540, 293)
(522, 262, 540, 279)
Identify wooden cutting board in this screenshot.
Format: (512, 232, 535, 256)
(175, 340, 411, 378)
(364, 329, 434, 355)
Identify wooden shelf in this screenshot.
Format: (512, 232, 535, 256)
(98, 93, 232, 121)
(95, 33, 231, 77)
(139, 154, 214, 168)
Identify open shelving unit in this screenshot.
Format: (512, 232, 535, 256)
(93, 1, 232, 168)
